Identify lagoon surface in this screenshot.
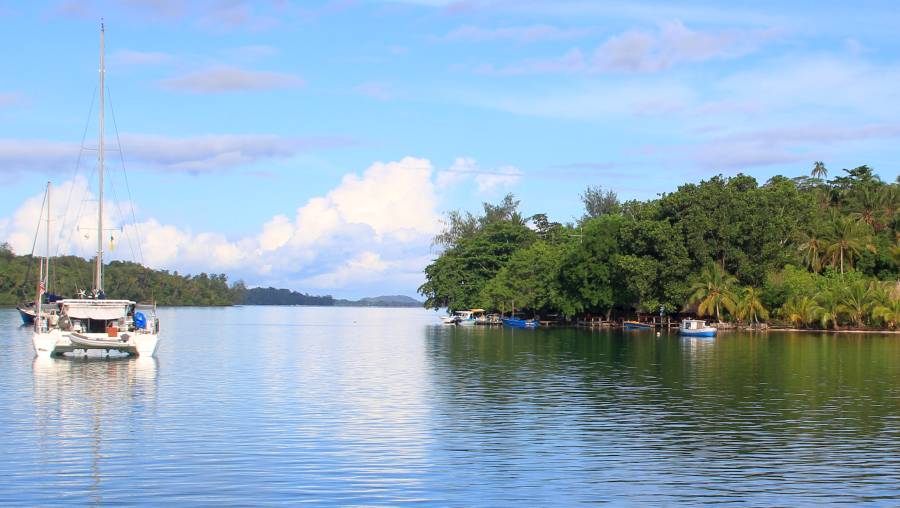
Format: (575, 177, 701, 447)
(1, 306, 900, 505)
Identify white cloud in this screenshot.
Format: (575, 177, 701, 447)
(0, 92, 23, 107)
(480, 20, 778, 75)
(300, 251, 389, 289)
(159, 65, 304, 93)
(436, 157, 522, 193)
(468, 79, 695, 120)
(0, 133, 353, 175)
(1, 157, 445, 296)
(687, 123, 900, 170)
(354, 81, 394, 101)
(445, 24, 589, 44)
(111, 49, 173, 66)
(475, 165, 522, 192)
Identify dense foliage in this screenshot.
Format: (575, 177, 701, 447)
(243, 287, 334, 306)
(419, 165, 900, 329)
(0, 248, 242, 306)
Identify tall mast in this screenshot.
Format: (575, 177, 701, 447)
(95, 20, 105, 292)
(34, 182, 49, 332)
(45, 182, 51, 293)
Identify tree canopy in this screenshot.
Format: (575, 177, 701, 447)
(420, 165, 900, 329)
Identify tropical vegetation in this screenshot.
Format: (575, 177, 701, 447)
(0, 247, 243, 306)
(419, 164, 900, 329)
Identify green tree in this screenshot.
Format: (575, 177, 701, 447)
(557, 215, 623, 318)
(481, 241, 565, 316)
(780, 295, 822, 328)
(796, 230, 825, 273)
(816, 289, 843, 329)
(811, 161, 828, 180)
(823, 212, 874, 274)
(581, 185, 620, 220)
(686, 263, 738, 322)
(734, 286, 769, 324)
(872, 295, 900, 329)
(839, 280, 875, 327)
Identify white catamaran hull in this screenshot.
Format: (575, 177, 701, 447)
(33, 329, 159, 358)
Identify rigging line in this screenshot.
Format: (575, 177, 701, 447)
(63, 164, 96, 265)
(104, 163, 139, 262)
(19, 188, 48, 298)
(106, 86, 144, 265)
(55, 85, 98, 258)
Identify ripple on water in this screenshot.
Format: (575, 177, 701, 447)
(1, 308, 900, 505)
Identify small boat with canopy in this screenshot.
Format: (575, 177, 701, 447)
(679, 319, 717, 337)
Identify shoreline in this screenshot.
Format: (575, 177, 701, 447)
(764, 327, 900, 335)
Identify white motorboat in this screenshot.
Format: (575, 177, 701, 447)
(31, 23, 160, 358)
(454, 310, 477, 326)
(679, 319, 717, 337)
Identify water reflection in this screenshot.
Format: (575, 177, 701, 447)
(3, 308, 900, 505)
(28, 356, 158, 506)
(424, 326, 900, 504)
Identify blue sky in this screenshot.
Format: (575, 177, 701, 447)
(1, 0, 899, 298)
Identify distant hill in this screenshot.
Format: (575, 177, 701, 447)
(335, 295, 423, 307)
(241, 287, 334, 306)
(239, 287, 422, 307)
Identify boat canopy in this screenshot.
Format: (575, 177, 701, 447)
(59, 299, 134, 320)
(682, 319, 707, 330)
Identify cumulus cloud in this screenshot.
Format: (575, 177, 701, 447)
(300, 251, 389, 289)
(159, 65, 304, 93)
(1, 157, 444, 296)
(0, 177, 138, 261)
(0, 133, 354, 175)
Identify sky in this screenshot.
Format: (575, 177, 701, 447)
(1, 0, 899, 298)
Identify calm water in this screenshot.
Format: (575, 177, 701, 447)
(1, 307, 899, 506)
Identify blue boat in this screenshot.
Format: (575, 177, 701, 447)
(623, 320, 652, 330)
(502, 317, 539, 328)
(679, 319, 717, 337)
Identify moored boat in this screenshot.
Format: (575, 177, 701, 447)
(679, 319, 716, 337)
(502, 317, 539, 328)
(17, 294, 63, 325)
(31, 23, 160, 358)
(624, 320, 652, 329)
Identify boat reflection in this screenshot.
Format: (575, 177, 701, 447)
(31, 355, 158, 504)
(33, 354, 158, 399)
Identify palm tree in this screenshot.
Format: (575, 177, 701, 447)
(848, 186, 886, 231)
(873, 297, 900, 329)
(880, 186, 899, 229)
(687, 263, 738, 323)
(839, 280, 875, 328)
(796, 230, 824, 273)
(780, 295, 822, 328)
(823, 212, 875, 274)
(735, 286, 769, 325)
(816, 289, 843, 329)
(811, 161, 828, 180)
(891, 237, 900, 269)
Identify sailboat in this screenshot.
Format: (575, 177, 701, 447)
(31, 22, 160, 358)
(16, 183, 64, 325)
